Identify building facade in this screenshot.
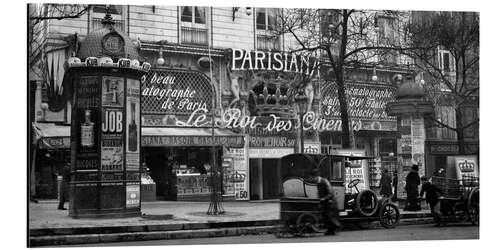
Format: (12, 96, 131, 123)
(29, 5, 477, 201)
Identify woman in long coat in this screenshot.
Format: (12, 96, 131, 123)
(379, 168, 393, 198)
(404, 164, 421, 211)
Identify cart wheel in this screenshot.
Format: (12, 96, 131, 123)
(295, 213, 324, 236)
(379, 203, 400, 229)
(356, 189, 379, 217)
(467, 188, 479, 225)
(451, 202, 468, 223)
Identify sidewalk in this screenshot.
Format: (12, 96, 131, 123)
(29, 200, 281, 229)
(29, 200, 432, 246)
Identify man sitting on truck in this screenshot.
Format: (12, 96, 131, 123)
(312, 168, 341, 235)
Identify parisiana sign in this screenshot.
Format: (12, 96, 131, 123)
(231, 49, 317, 74)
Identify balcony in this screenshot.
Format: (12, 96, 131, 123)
(181, 26, 208, 46)
(257, 34, 280, 51)
(92, 18, 125, 32)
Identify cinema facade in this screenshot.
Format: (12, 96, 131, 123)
(33, 41, 412, 202)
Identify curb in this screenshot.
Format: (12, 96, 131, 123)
(29, 215, 434, 247)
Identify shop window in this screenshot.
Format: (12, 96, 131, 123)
(91, 5, 126, 32)
(180, 6, 208, 45)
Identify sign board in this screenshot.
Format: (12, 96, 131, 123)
(141, 68, 213, 127)
(126, 185, 140, 208)
(447, 155, 479, 180)
(304, 142, 321, 154)
(335, 149, 369, 191)
(249, 148, 294, 159)
(321, 82, 397, 131)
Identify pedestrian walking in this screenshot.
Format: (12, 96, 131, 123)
(312, 168, 341, 235)
(392, 170, 398, 202)
(419, 176, 443, 226)
(57, 163, 70, 210)
(404, 164, 421, 211)
(379, 168, 393, 198)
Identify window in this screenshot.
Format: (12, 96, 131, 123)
(256, 8, 280, 50)
(256, 8, 277, 31)
(91, 5, 125, 32)
(438, 48, 455, 73)
(180, 6, 208, 45)
(93, 5, 122, 15)
(437, 106, 456, 139)
(181, 6, 206, 24)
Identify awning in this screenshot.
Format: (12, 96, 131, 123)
(32, 123, 71, 149)
(141, 127, 245, 147)
(32, 124, 246, 149)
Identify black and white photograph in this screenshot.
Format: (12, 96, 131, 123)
(18, 0, 492, 249)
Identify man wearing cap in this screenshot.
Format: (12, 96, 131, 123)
(312, 168, 341, 235)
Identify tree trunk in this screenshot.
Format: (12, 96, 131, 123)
(455, 108, 466, 155)
(338, 10, 351, 149)
(336, 67, 351, 149)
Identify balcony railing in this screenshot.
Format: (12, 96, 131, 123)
(257, 34, 280, 51)
(92, 18, 125, 32)
(181, 26, 208, 46)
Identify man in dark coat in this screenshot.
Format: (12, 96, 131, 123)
(419, 176, 443, 226)
(312, 169, 341, 235)
(57, 164, 71, 210)
(379, 168, 393, 198)
(404, 164, 421, 211)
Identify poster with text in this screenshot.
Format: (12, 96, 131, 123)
(126, 79, 141, 171)
(102, 76, 124, 107)
(126, 184, 140, 208)
(336, 149, 369, 191)
(73, 76, 101, 172)
(223, 147, 249, 200)
(101, 107, 124, 171)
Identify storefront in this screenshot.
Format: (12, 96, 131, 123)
(139, 67, 248, 201)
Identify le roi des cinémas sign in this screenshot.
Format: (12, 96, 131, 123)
(176, 108, 362, 133)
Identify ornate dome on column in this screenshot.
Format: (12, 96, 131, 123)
(386, 75, 434, 116)
(395, 76, 426, 100)
(78, 10, 138, 60)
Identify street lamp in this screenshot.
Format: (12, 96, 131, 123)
(294, 89, 308, 153)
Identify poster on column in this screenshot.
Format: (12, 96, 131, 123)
(73, 76, 100, 173)
(101, 107, 124, 172)
(102, 76, 124, 107)
(126, 79, 141, 171)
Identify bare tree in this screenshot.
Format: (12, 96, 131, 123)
(277, 9, 408, 148)
(405, 11, 479, 154)
(28, 4, 89, 78)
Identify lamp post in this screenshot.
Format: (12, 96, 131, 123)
(294, 89, 308, 153)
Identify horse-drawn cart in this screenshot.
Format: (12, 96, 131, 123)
(431, 175, 479, 225)
(276, 153, 400, 237)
